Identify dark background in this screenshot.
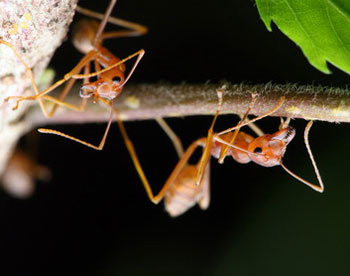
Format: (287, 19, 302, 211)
(2, 0, 350, 275)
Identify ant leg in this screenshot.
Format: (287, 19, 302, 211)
(40, 95, 88, 112)
(33, 63, 91, 114)
(94, 58, 101, 72)
(154, 138, 207, 203)
(0, 40, 48, 117)
(112, 107, 160, 202)
(212, 135, 258, 156)
(71, 49, 145, 83)
(195, 89, 224, 186)
(4, 48, 97, 112)
(91, 0, 117, 46)
(97, 98, 201, 204)
(217, 96, 285, 136)
(47, 78, 78, 117)
(155, 117, 184, 158)
(100, 26, 148, 41)
(242, 117, 265, 136)
(110, 100, 205, 204)
(47, 61, 92, 117)
(75, 6, 147, 39)
(198, 160, 211, 210)
(35, 0, 119, 113)
(218, 93, 258, 163)
(43, 60, 96, 118)
(38, 99, 114, 150)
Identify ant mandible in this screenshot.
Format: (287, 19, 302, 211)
(122, 89, 323, 217)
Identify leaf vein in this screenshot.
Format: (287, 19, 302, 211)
(325, 2, 350, 60)
(282, 0, 320, 55)
(327, 0, 350, 24)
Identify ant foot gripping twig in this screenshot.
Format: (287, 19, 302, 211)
(4, 96, 34, 110)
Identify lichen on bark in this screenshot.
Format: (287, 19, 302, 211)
(0, 0, 78, 176)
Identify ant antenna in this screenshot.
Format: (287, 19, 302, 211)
(280, 120, 324, 193)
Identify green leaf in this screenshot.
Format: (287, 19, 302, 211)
(255, 0, 350, 74)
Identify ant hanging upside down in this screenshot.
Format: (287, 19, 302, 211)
(127, 89, 324, 217)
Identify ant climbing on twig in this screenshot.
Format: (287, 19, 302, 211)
(1, 0, 147, 150)
(3, 0, 183, 156)
(124, 89, 323, 217)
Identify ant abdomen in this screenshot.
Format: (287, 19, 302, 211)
(164, 165, 210, 217)
(72, 19, 100, 54)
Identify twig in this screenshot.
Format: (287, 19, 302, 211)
(30, 82, 350, 126)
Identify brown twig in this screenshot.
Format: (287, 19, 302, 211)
(30, 82, 350, 126)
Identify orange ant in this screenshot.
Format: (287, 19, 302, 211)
(211, 96, 324, 194)
(122, 89, 323, 217)
(1, 0, 148, 150)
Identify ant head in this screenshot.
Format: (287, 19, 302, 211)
(79, 69, 125, 101)
(248, 126, 296, 167)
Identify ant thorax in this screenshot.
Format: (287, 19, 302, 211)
(229, 132, 254, 164)
(248, 127, 296, 167)
(212, 132, 254, 164)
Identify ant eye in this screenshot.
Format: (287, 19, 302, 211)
(112, 76, 121, 85)
(254, 147, 263, 154)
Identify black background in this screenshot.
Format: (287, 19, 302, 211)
(2, 0, 350, 275)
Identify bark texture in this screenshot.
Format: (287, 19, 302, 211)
(0, 0, 78, 176)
